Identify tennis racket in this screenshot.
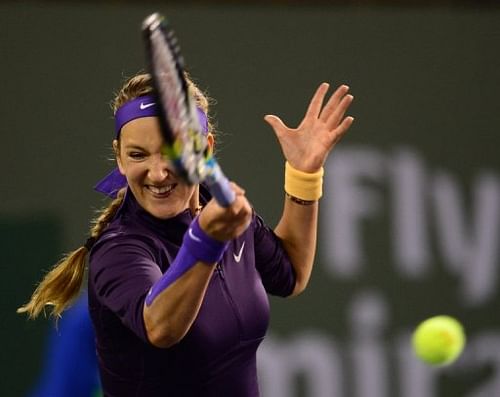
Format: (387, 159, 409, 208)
(142, 12, 235, 207)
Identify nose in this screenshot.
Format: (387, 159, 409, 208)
(148, 154, 170, 182)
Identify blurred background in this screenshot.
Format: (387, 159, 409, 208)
(2, 0, 500, 396)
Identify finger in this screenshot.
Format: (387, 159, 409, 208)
(235, 200, 253, 226)
(319, 84, 350, 122)
(264, 115, 288, 137)
(229, 181, 246, 196)
(326, 94, 354, 131)
(303, 82, 330, 121)
(227, 199, 252, 229)
(331, 116, 355, 143)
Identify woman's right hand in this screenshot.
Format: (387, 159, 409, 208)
(198, 182, 252, 241)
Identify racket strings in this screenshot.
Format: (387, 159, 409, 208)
(148, 17, 212, 184)
(151, 31, 186, 135)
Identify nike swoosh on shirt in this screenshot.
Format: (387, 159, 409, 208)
(233, 241, 245, 263)
(140, 102, 156, 110)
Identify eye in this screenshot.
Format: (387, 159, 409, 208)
(128, 151, 146, 160)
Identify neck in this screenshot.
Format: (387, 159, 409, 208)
(189, 185, 201, 216)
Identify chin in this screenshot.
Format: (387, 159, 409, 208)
(148, 207, 175, 220)
(135, 186, 194, 220)
(147, 203, 185, 220)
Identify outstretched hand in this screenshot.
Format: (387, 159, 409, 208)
(264, 83, 354, 173)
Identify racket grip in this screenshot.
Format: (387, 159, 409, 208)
(206, 163, 235, 207)
(210, 177, 235, 207)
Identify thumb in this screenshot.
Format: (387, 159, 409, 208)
(264, 114, 287, 134)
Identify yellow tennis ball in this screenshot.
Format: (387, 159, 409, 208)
(412, 315, 466, 366)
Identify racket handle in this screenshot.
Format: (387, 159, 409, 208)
(206, 162, 235, 207)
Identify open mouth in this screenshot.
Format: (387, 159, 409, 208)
(146, 184, 177, 198)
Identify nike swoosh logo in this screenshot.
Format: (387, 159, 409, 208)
(140, 102, 156, 110)
(188, 228, 202, 243)
(233, 241, 245, 263)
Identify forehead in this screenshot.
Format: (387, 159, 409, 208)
(119, 117, 164, 147)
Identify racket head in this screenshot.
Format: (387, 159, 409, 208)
(142, 13, 235, 206)
(142, 13, 208, 184)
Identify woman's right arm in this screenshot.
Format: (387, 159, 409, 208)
(143, 184, 252, 348)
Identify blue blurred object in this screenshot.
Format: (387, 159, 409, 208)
(27, 292, 101, 397)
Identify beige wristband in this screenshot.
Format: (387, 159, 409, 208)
(284, 161, 324, 201)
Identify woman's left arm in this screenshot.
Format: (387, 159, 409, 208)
(264, 83, 354, 296)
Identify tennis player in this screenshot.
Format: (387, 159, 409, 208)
(19, 72, 353, 396)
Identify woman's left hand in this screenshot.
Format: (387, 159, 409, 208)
(264, 83, 354, 172)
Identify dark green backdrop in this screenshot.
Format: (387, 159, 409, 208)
(2, 2, 500, 396)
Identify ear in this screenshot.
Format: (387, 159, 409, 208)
(207, 133, 215, 155)
(113, 140, 125, 175)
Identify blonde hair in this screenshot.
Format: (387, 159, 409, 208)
(17, 190, 126, 319)
(112, 72, 211, 119)
(18, 72, 211, 319)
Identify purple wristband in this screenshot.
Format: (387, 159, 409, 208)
(145, 217, 229, 306)
(183, 216, 229, 263)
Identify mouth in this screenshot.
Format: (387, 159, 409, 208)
(145, 184, 177, 198)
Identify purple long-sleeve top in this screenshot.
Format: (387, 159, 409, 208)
(88, 186, 296, 396)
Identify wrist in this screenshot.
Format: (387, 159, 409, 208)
(285, 192, 317, 206)
(145, 217, 229, 307)
(284, 161, 324, 201)
(184, 216, 229, 264)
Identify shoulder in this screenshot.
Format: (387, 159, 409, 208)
(89, 223, 160, 271)
(97, 219, 157, 249)
(250, 209, 275, 240)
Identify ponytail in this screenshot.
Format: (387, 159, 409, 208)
(17, 188, 126, 319)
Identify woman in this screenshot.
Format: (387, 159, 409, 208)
(19, 72, 354, 396)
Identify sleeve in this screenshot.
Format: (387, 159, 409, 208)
(253, 212, 296, 297)
(89, 234, 164, 343)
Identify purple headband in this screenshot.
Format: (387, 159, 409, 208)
(114, 94, 208, 137)
(95, 94, 209, 198)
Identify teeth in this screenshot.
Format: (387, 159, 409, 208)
(148, 185, 174, 194)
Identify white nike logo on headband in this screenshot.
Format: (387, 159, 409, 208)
(140, 102, 156, 110)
